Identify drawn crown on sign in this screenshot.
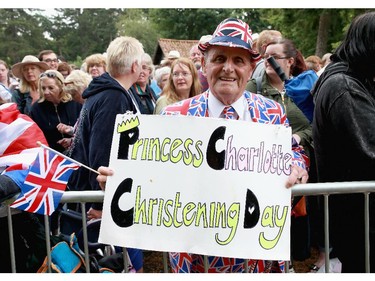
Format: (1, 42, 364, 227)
(117, 116, 140, 133)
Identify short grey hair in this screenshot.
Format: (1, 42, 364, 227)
(154, 66, 171, 85)
(142, 53, 155, 78)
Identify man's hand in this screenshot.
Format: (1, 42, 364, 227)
(87, 207, 102, 221)
(96, 166, 114, 190)
(285, 165, 308, 188)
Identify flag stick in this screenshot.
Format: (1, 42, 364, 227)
(36, 141, 100, 175)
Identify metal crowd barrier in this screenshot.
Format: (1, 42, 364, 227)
(5, 180, 375, 273)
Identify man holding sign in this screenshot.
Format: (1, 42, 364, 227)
(98, 18, 308, 273)
(159, 18, 308, 273)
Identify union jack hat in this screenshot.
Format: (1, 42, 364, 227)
(198, 18, 261, 61)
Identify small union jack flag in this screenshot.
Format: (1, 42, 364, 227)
(10, 148, 80, 216)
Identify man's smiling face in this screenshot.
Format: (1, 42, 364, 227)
(203, 46, 253, 105)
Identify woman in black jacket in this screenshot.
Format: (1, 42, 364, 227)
(312, 11, 375, 273)
(30, 70, 82, 153)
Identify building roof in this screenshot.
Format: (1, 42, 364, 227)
(153, 38, 199, 66)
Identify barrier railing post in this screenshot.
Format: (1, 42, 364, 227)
(122, 247, 129, 272)
(285, 260, 290, 273)
(324, 194, 330, 273)
(80, 202, 90, 273)
(163, 252, 169, 273)
(7, 206, 16, 273)
(244, 259, 249, 272)
(365, 192, 370, 273)
(44, 215, 52, 273)
(204, 255, 209, 272)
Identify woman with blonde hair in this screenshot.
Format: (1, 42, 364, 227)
(29, 70, 82, 153)
(63, 70, 92, 104)
(11, 55, 49, 115)
(56, 70, 93, 149)
(154, 57, 201, 114)
(85, 53, 106, 78)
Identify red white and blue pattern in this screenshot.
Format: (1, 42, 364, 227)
(0, 103, 48, 172)
(10, 148, 79, 216)
(198, 18, 261, 61)
(213, 18, 253, 48)
(222, 106, 237, 120)
(161, 90, 307, 273)
(162, 90, 290, 125)
(168, 252, 284, 273)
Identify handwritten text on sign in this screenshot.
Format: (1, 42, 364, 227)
(99, 114, 292, 260)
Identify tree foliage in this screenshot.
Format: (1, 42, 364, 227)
(148, 9, 238, 40)
(258, 9, 373, 57)
(116, 9, 160, 57)
(0, 9, 48, 64)
(1, 8, 373, 67)
(47, 9, 122, 62)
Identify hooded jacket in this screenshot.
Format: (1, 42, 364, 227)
(68, 73, 138, 201)
(312, 56, 375, 273)
(312, 60, 375, 182)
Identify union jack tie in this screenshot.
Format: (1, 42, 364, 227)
(222, 106, 237, 120)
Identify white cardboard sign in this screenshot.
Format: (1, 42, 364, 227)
(99, 114, 292, 260)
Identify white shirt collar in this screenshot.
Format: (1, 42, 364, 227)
(207, 90, 251, 121)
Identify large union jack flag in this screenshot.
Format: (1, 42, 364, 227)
(10, 148, 80, 216)
(0, 103, 48, 171)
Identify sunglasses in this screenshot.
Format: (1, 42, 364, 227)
(39, 72, 64, 84)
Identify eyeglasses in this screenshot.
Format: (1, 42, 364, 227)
(263, 54, 289, 60)
(172, 72, 191, 78)
(88, 63, 104, 68)
(39, 72, 63, 84)
(43, 58, 58, 63)
(141, 65, 151, 71)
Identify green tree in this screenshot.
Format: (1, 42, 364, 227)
(258, 9, 374, 57)
(234, 9, 271, 34)
(116, 9, 160, 57)
(2, 8, 373, 67)
(46, 8, 123, 62)
(149, 9, 236, 40)
(258, 9, 321, 56)
(0, 9, 49, 64)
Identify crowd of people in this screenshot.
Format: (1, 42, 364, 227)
(1, 11, 375, 273)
